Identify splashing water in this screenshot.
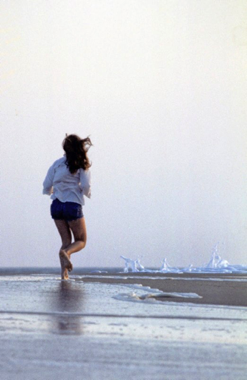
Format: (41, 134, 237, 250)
(120, 256, 145, 273)
(205, 243, 229, 269)
(159, 258, 181, 273)
(120, 244, 247, 274)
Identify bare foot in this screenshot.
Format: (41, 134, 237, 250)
(59, 249, 73, 279)
(61, 268, 69, 280)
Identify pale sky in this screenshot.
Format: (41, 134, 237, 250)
(1, 0, 247, 268)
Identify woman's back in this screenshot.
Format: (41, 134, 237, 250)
(43, 156, 91, 205)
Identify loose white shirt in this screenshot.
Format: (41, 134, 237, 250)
(43, 156, 91, 206)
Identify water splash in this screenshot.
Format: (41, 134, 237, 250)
(120, 244, 247, 274)
(205, 243, 229, 269)
(159, 258, 181, 273)
(120, 256, 145, 273)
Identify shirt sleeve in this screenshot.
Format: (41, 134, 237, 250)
(42, 164, 55, 195)
(79, 169, 91, 198)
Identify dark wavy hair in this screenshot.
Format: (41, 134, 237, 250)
(62, 134, 92, 174)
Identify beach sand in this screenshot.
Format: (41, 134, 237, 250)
(0, 269, 247, 380)
(81, 272, 247, 307)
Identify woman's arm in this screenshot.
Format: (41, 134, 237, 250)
(42, 164, 55, 195)
(79, 169, 91, 198)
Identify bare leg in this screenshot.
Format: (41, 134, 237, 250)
(66, 217, 87, 256)
(54, 220, 73, 280)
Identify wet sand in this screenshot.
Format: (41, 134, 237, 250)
(81, 272, 247, 307)
(0, 270, 247, 380)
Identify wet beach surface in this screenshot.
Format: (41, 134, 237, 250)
(0, 269, 247, 379)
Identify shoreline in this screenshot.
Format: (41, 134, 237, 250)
(79, 272, 247, 307)
(1, 268, 247, 307)
(1, 270, 247, 380)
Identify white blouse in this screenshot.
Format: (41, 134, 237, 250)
(43, 156, 91, 206)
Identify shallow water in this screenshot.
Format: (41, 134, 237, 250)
(0, 271, 247, 380)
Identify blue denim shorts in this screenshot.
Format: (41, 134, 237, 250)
(50, 198, 83, 221)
